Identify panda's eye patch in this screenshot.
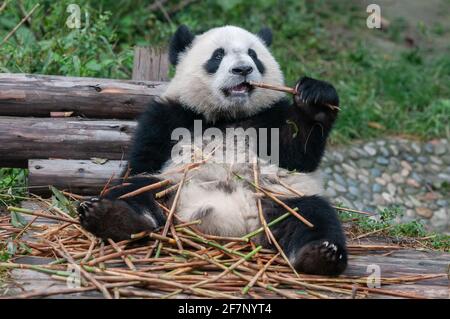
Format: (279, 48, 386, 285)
(247, 48, 265, 74)
(204, 48, 225, 74)
(248, 49, 257, 59)
(212, 48, 225, 60)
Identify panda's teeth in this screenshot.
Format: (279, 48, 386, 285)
(230, 83, 250, 93)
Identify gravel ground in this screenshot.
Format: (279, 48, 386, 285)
(321, 138, 449, 234)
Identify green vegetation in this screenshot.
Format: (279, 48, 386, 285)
(0, 169, 27, 207)
(338, 206, 450, 251)
(1, 0, 449, 143)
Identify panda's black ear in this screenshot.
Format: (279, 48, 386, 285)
(257, 27, 272, 47)
(169, 25, 195, 65)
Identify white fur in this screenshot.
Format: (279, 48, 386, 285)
(163, 26, 285, 122)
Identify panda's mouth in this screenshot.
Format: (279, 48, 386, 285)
(222, 82, 254, 97)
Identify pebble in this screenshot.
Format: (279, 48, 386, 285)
(370, 168, 382, 177)
(364, 145, 377, 156)
(348, 186, 360, 197)
(424, 143, 434, 153)
(332, 151, 344, 163)
(430, 156, 443, 165)
(416, 207, 433, 219)
(348, 149, 360, 159)
(387, 183, 396, 195)
(389, 145, 399, 156)
(406, 178, 420, 188)
(430, 209, 448, 230)
(400, 161, 412, 171)
(400, 168, 410, 177)
(372, 183, 382, 193)
(434, 143, 446, 155)
(382, 192, 394, 203)
(325, 188, 337, 197)
(334, 184, 347, 193)
(380, 147, 390, 157)
(437, 200, 448, 207)
(376, 157, 389, 165)
(392, 173, 403, 184)
(320, 137, 449, 232)
(358, 174, 369, 184)
(381, 173, 392, 183)
(375, 177, 387, 186)
(417, 156, 428, 164)
(333, 173, 347, 186)
(411, 142, 421, 154)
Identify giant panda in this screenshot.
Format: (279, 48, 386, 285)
(78, 25, 347, 276)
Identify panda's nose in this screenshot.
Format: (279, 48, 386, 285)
(231, 65, 253, 76)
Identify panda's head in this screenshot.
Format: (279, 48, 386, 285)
(163, 25, 285, 122)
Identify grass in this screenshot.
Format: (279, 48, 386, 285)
(338, 206, 450, 251)
(0, 0, 448, 143)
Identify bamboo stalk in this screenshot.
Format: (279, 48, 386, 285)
(7, 206, 80, 224)
(242, 253, 279, 294)
(118, 179, 172, 199)
(107, 238, 136, 271)
(52, 239, 113, 299)
(253, 160, 272, 243)
(155, 169, 188, 257)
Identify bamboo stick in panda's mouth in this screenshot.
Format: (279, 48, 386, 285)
(248, 81, 340, 111)
(248, 81, 297, 95)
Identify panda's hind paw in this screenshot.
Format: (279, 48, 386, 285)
(293, 239, 347, 276)
(77, 197, 149, 241)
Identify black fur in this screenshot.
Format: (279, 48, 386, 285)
(248, 49, 265, 74)
(257, 27, 272, 46)
(204, 48, 225, 74)
(169, 25, 195, 65)
(128, 99, 199, 175)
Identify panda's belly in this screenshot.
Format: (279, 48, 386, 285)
(155, 133, 323, 237)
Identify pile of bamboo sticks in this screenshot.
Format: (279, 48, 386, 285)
(0, 157, 445, 299)
(0, 185, 443, 299)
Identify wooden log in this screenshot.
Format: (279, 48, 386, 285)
(0, 117, 135, 168)
(132, 47, 169, 81)
(0, 73, 167, 119)
(28, 159, 128, 195)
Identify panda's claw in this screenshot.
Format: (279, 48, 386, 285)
(293, 239, 347, 276)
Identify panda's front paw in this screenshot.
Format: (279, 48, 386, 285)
(292, 239, 347, 276)
(293, 76, 340, 120)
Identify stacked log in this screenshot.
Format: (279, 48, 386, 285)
(28, 159, 127, 195)
(0, 69, 167, 194)
(0, 117, 135, 168)
(0, 73, 166, 119)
